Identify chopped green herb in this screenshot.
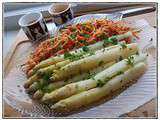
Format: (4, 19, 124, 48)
(82, 46, 89, 52)
(42, 74, 50, 82)
(103, 36, 118, 47)
(89, 51, 95, 56)
(109, 36, 118, 45)
(90, 75, 96, 80)
(96, 79, 105, 87)
(32, 82, 41, 90)
(98, 60, 104, 66)
(39, 79, 48, 86)
(103, 38, 109, 47)
(120, 43, 127, 49)
(82, 34, 90, 38)
(64, 52, 83, 61)
(35, 79, 50, 92)
(79, 40, 89, 46)
(105, 77, 111, 81)
(64, 52, 73, 59)
(70, 34, 76, 40)
(42, 85, 53, 93)
(116, 71, 124, 76)
(64, 79, 69, 84)
(75, 50, 78, 53)
(85, 72, 96, 80)
(126, 56, 135, 66)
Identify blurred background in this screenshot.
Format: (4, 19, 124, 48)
(3, 2, 156, 57)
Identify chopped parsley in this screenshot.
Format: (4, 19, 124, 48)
(64, 52, 83, 61)
(89, 51, 95, 56)
(34, 78, 50, 92)
(70, 34, 76, 40)
(63, 79, 70, 85)
(79, 40, 89, 46)
(109, 36, 118, 45)
(120, 43, 127, 49)
(103, 36, 118, 47)
(94, 70, 124, 88)
(96, 79, 105, 87)
(32, 82, 41, 90)
(42, 85, 53, 93)
(39, 79, 49, 86)
(64, 52, 74, 59)
(82, 34, 90, 38)
(116, 71, 124, 76)
(42, 72, 51, 82)
(82, 46, 90, 52)
(88, 74, 96, 80)
(126, 56, 135, 66)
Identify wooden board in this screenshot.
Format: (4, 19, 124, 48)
(3, 12, 157, 118)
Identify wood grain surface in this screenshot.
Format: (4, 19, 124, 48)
(3, 11, 157, 118)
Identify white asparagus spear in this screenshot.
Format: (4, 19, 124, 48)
(37, 60, 70, 76)
(32, 61, 115, 99)
(24, 60, 70, 88)
(42, 54, 147, 103)
(24, 74, 39, 88)
(51, 43, 138, 81)
(116, 31, 133, 40)
(32, 41, 106, 72)
(51, 62, 147, 112)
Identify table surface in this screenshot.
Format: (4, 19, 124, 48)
(3, 11, 157, 118)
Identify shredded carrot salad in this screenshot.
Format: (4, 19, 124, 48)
(25, 19, 138, 74)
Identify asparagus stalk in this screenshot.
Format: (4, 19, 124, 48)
(32, 61, 115, 99)
(30, 41, 105, 74)
(50, 43, 138, 81)
(42, 54, 147, 103)
(37, 60, 70, 76)
(51, 62, 147, 112)
(23, 74, 39, 88)
(24, 60, 71, 88)
(33, 90, 44, 99)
